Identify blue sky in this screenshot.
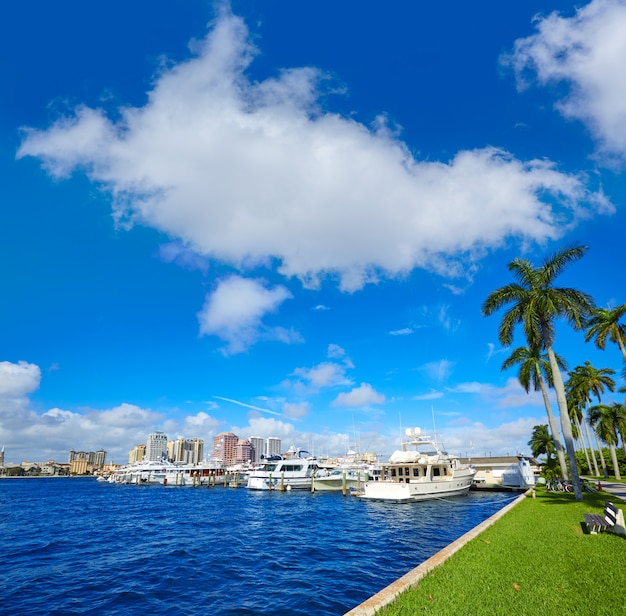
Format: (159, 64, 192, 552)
(2, 0, 625, 464)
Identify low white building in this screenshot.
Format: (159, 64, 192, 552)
(459, 455, 537, 488)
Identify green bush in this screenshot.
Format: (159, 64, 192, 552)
(575, 448, 626, 477)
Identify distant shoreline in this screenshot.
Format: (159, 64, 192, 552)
(0, 475, 91, 479)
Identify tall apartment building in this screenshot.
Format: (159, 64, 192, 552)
(128, 444, 146, 463)
(212, 432, 238, 465)
(249, 436, 264, 463)
(68, 449, 107, 466)
(167, 438, 204, 464)
(70, 458, 88, 475)
(145, 431, 168, 461)
(235, 439, 253, 464)
(266, 437, 282, 458)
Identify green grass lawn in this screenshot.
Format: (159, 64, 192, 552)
(377, 489, 625, 616)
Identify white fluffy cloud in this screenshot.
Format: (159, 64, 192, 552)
(509, 0, 626, 160)
(332, 383, 386, 407)
(0, 360, 41, 397)
(197, 275, 300, 354)
(17, 11, 611, 295)
(0, 360, 227, 463)
(282, 401, 310, 419)
(291, 361, 354, 391)
(450, 377, 546, 409)
(443, 417, 544, 458)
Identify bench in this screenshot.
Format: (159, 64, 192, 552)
(583, 501, 626, 535)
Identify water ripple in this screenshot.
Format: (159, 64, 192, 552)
(0, 478, 515, 615)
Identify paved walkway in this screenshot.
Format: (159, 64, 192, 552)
(591, 480, 626, 502)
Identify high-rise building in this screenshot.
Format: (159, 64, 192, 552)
(235, 439, 253, 464)
(128, 444, 146, 463)
(266, 437, 281, 458)
(68, 449, 107, 466)
(249, 436, 264, 463)
(145, 431, 168, 461)
(213, 432, 238, 465)
(167, 438, 204, 464)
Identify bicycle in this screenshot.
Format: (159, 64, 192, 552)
(547, 478, 573, 492)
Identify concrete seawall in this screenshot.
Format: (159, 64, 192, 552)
(344, 490, 529, 616)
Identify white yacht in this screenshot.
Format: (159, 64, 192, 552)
(312, 467, 372, 492)
(107, 460, 226, 486)
(246, 450, 326, 490)
(107, 460, 173, 485)
(358, 428, 476, 502)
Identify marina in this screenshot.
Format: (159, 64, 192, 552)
(0, 476, 517, 615)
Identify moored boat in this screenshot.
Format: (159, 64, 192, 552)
(246, 450, 327, 490)
(358, 428, 476, 502)
(312, 468, 371, 492)
(106, 460, 226, 486)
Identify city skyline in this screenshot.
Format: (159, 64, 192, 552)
(2, 1, 626, 463)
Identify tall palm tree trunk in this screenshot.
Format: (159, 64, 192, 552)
(537, 377, 568, 479)
(547, 346, 583, 500)
(582, 415, 600, 476)
(584, 418, 600, 475)
(608, 443, 622, 480)
(593, 430, 609, 478)
(574, 414, 594, 474)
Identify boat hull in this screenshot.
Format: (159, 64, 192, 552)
(246, 475, 312, 490)
(312, 470, 370, 492)
(358, 470, 475, 502)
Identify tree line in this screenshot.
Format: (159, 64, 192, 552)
(482, 245, 626, 501)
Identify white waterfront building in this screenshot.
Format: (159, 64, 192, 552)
(249, 437, 264, 463)
(265, 437, 281, 458)
(145, 431, 168, 461)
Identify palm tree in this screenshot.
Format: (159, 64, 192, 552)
(567, 390, 597, 475)
(482, 245, 595, 501)
(502, 345, 568, 478)
(588, 404, 622, 480)
(566, 361, 616, 477)
(528, 424, 556, 463)
(585, 304, 626, 362)
(615, 387, 626, 453)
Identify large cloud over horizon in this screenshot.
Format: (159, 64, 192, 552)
(17, 10, 612, 293)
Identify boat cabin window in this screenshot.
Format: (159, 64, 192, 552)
(404, 468, 409, 476)
(281, 464, 303, 472)
(265, 464, 278, 472)
(390, 468, 397, 477)
(433, 467, 441, 477)
(413, 468, 420, 477)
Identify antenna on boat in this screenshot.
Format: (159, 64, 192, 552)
(431, 406, 439, 443)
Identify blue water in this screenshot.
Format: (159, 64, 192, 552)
(0, 478, 516, 615)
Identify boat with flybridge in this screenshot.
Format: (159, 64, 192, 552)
(358, 428, 476, 502)
(246, 446, 328, 490)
